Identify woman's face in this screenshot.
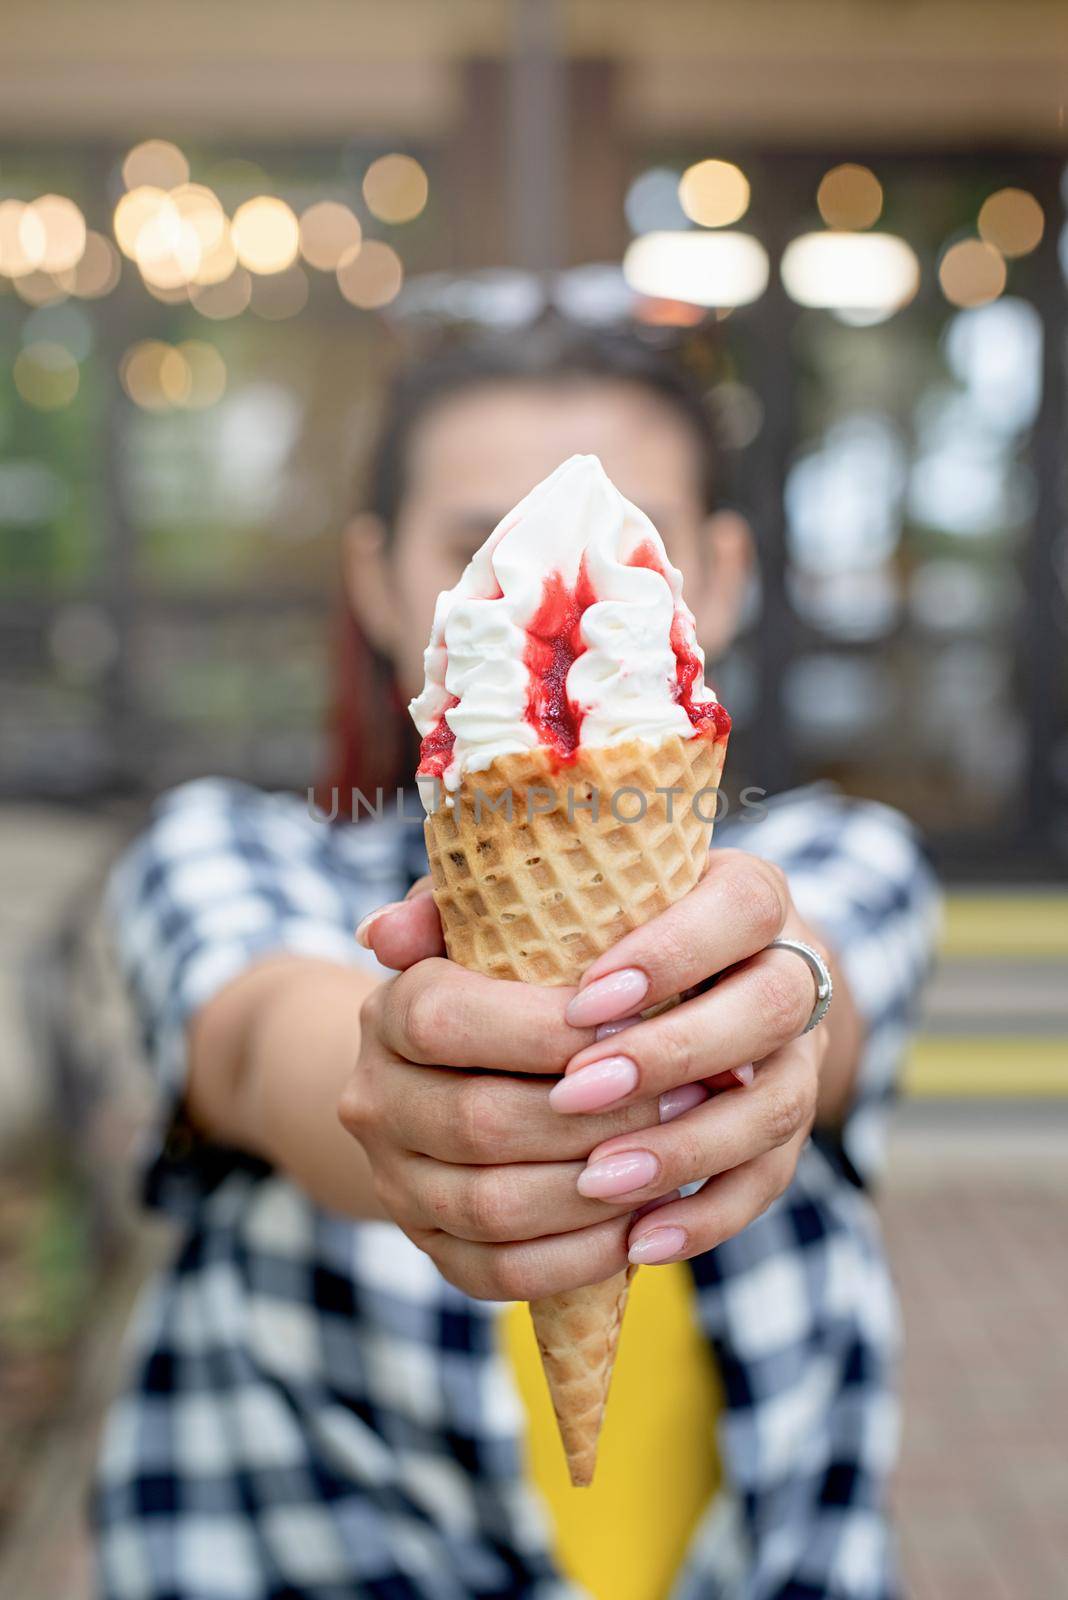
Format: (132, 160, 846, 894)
(347, 379, 750, 701)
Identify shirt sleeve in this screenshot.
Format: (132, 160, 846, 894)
(104, 778, 394, 1217)
(720, 788, 941, 1187)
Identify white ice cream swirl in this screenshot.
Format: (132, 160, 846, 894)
(409, 454, 717, 801)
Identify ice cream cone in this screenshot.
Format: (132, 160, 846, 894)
(425, 731, 728, 1483)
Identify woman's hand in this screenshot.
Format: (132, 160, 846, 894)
(338, 953, 667, 1300)
(341, 849, 846, 1297)
(547, 848, 838, 1265)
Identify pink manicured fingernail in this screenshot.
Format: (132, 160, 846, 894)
(733, 1062, 755, 1087)
(577, 1149, 659, 1199)
(355, 902, 403, 948)
(548, 1056, 639, 1113)
(595, 1015, 642, 1041)
(658, 1083, 708, 1123)
(565, 968, 649, 1028)
(628, 1225, 687, 1264)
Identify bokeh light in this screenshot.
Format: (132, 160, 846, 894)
(56, 231, 121, 297)
(134, 201, 201, 288)
(336, 238, 404, 307)
(24, 195, 87, 273)
(189, 267, 252, 319)
(143, 278, 189, 305)
(938, 239, 1007, 308)
(114, 186, 167, 257)
(171, 185, 227, 254)
(677, 160, 750, 228)
(14, 272, 69, 307)
(978, 188, 1044, 259)
(624, 168, 687, 235)
(623, 230, 768, 308)
(817, 164, 883, 230)
(362, 155, 428, 224)
(178, 341, 227, 408)
(120, 340, 171, 409)
(781, 231, 919, 318)
(250, 264, 309, 319)
(120, 339, 185, 408)
(14, 341, 80, 410)
(231, 197, 300, 274)
(193, 229, 238, 286)
(23, 302, 93, 362)
(122, 139, 189, 191)
(300, 201, 362, 271)
(0, 200, 40, 277)
(120, 337, 226, 409)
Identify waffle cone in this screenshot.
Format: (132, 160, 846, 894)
(424, 731, 728, 1484)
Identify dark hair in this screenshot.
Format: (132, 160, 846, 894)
(367, 320, 722, 528)
(322, 319, 723, 811)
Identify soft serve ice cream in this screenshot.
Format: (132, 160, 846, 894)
(413, 454, 732, 1484)
(409, 453, 730, 807)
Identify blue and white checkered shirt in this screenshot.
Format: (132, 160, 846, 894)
(95, 778, 939, 1600)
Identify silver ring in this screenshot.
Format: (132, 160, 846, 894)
(767, 938, 833, 1034)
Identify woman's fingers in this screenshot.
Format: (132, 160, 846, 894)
(357, 887, 447, 970)
(378, 959, 594, 1072)
(572, 1044, 818, 1208)
(393, 1150, 643, 1243)
(624, 1124, 807, 1265)
(379, 1058, 665, 1164)
(564, 849, 790, 1027)
(416, 1211, 633, 1302)
(553, 942, 820, 1113)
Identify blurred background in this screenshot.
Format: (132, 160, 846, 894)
(1, 3, 1066, 1596)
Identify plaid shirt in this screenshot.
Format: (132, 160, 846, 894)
(95, 778, 939, 1600)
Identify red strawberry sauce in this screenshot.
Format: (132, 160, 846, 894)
(416, 546, 730, 775)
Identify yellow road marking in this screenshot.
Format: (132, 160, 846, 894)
(941, 897, 1068, 960)
(906, 1037, 1068, 1097)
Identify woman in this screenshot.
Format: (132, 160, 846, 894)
(97, 324, 938, 1600)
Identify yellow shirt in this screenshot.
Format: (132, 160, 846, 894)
(500, 1263, 722, 1600)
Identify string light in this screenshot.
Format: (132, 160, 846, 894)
(677, 160, 750, 228)
(977, 188, 1044, 258)
(817, 164, 883, 231)
(114, 187, 167, 258)
(362, 155, 428, 224)
(938, 239, 1006, 308)
(0, 201, 39, 277)
(134, 200, 202, 288)
(178, 341, 227, 408)
(14, 272, 69, 307)
(14, 342, 79, 410)
(121, 338, 227, 409)
(337, 239, 404, 307)
(300, 201, 362, 271)
(23, 195, 87, 273)
(189, 267, 252, 319)
(56, 231, 121, 298)
(231, 197, 300, 274)
(171, 185, 227, 255)
(121, 340, 173, 409)
(192, 229, 238, 286)
(122, 139, 189, 191)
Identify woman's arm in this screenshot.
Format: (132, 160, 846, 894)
(187, 956, 389, 1220)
